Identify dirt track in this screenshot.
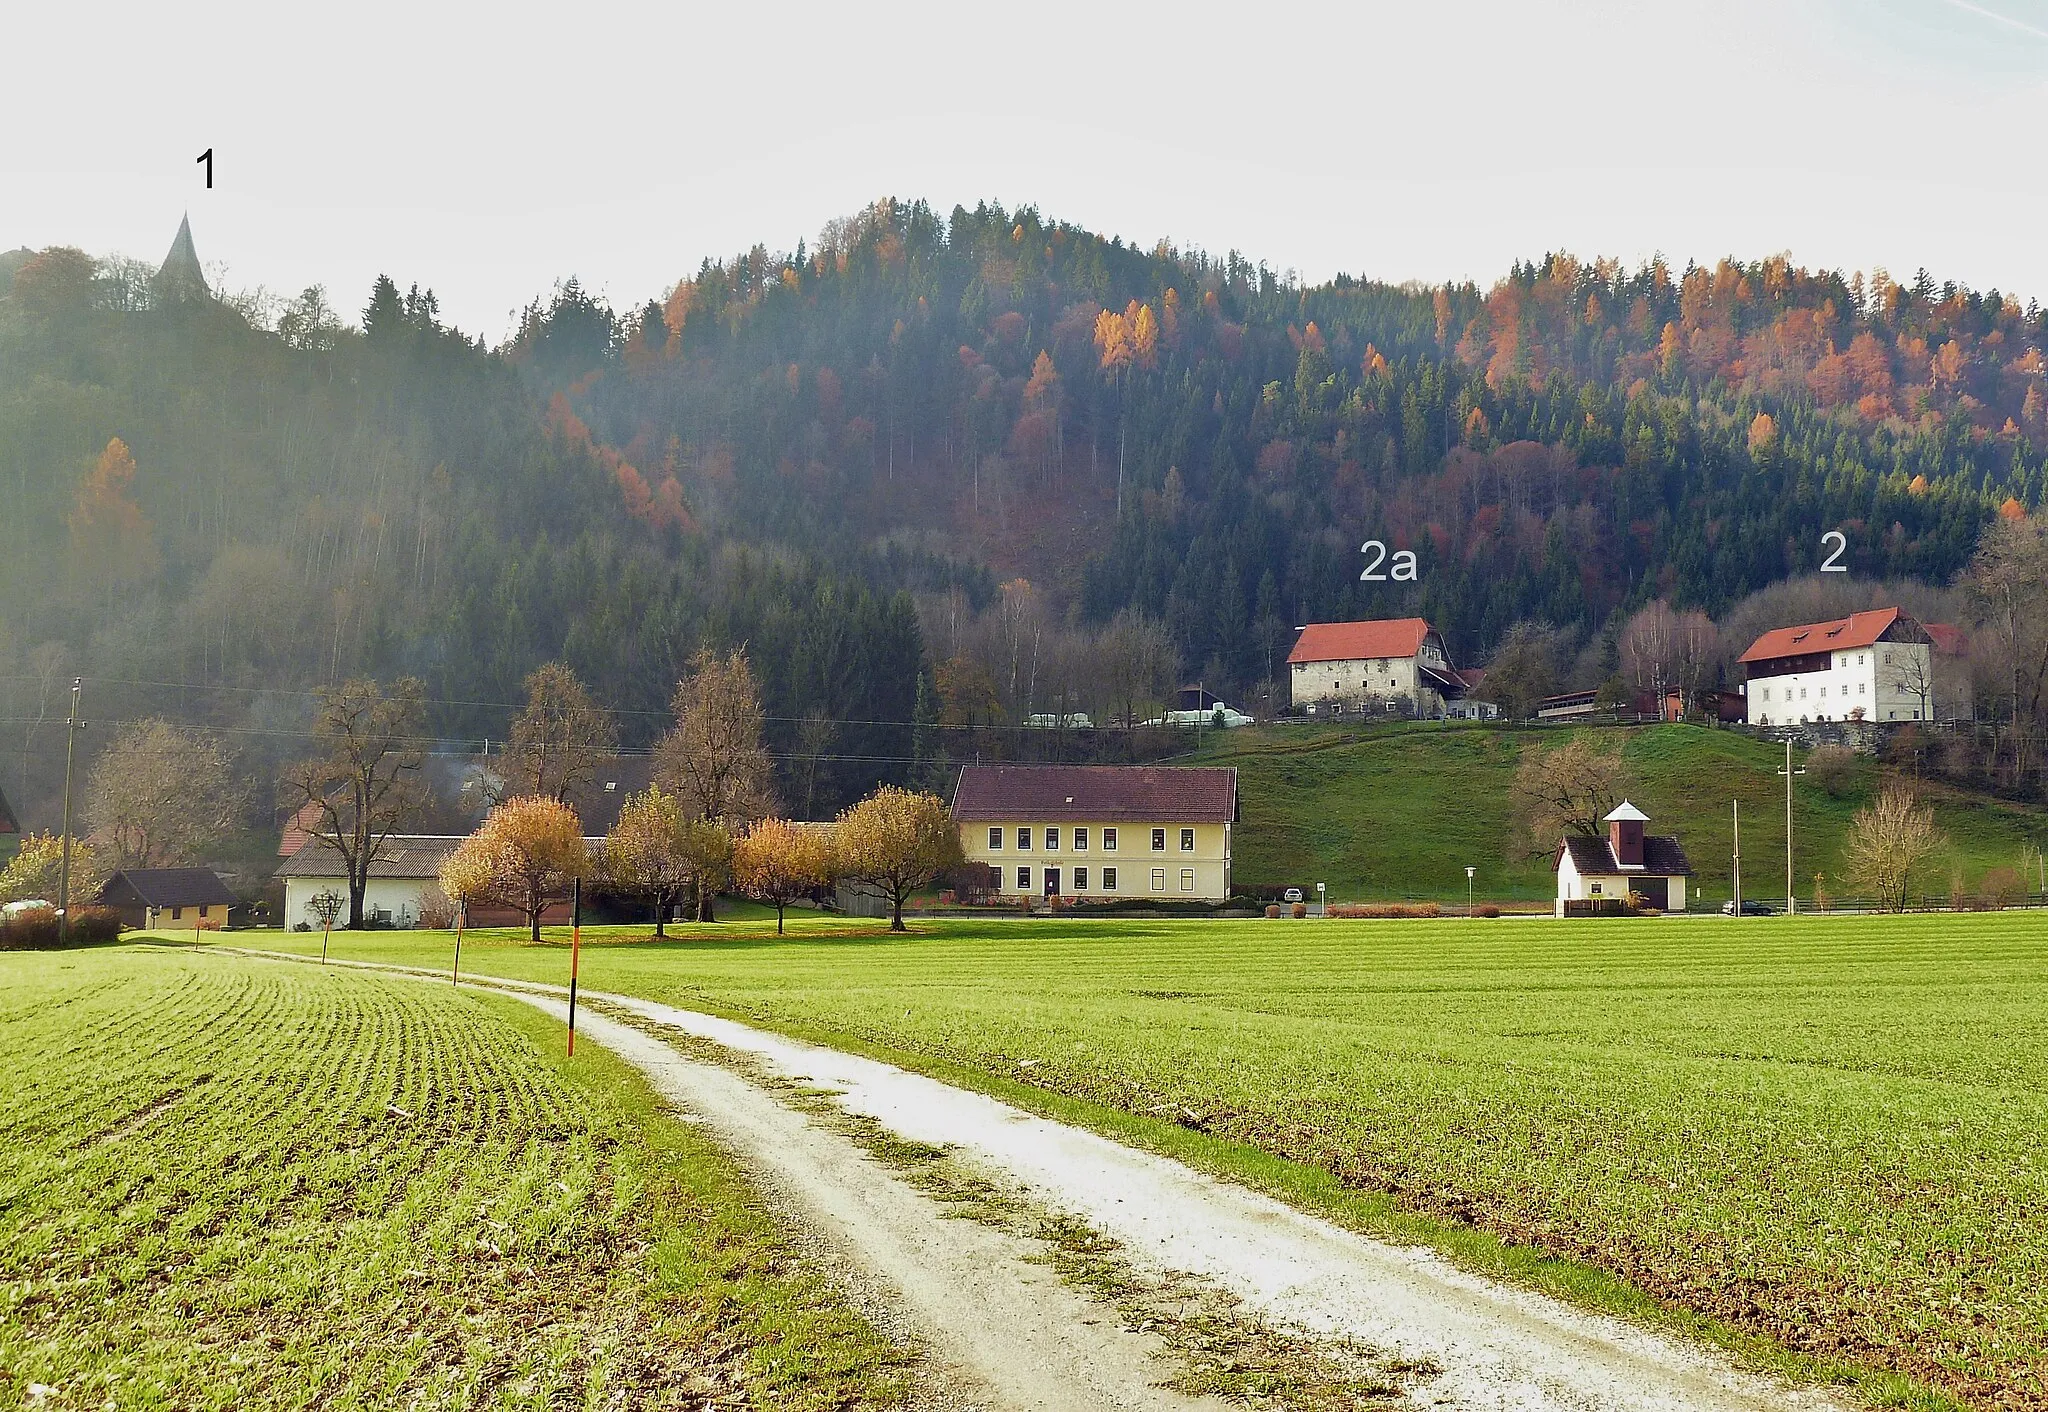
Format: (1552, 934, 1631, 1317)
(234, 951, 1855, 1411)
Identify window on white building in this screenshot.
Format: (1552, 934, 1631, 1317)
(1044, 827, 1060, 851)
(1016, 827, 1031, 850)
(1073, 827, 1088, 851)
(1103, 867, 1117, 890)
(1016, 867, 1031, 889)
(987, 828, 1002, 850)
(1151, 829, 1166, 850)
(1103, 828, 1117, 851)
(1150, 868, 1166, 891)
(1074, 867, 1089, 890)
(1180, 828, 1195, 851)
(1179, 868, 1195, 892)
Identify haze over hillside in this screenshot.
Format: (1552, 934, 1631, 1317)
(2, 198, 2044, 832)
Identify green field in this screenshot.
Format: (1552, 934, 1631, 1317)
(1192, 721, 2048, 904)
(0, 945, 909, 1410)
(265, 911, 2048, 1408)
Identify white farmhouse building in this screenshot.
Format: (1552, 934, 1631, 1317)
(276, 835, 465, 929)
(1287, 618, 1464, 715)
(1739, 608, 1935, 726)
(1553, 802, 1693, 915)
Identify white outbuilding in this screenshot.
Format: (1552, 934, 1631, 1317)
(1553, 801, 1693, 916)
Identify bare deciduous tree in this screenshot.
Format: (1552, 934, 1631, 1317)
(278, 678, 427, 929)
(504, 662, 617, 803)
(1511, 735, 1639, 855)
(85, 719, 242, 867)
(1841, 783, 1944, 913)
(654, 648, 775, 828)
(1964, 513, 2048, 781)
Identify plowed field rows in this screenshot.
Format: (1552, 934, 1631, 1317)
(0, 946, 906, 1410)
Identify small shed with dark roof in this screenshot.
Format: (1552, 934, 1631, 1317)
(99, 868, 239, 930)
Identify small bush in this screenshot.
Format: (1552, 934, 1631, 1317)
(0, 904, 121, 950)
(1477, 904, 1501, 918)
(1290, 901, 1307, 919)
(1265, 904, 1282, 919)
(1805, 744, 1860, 798)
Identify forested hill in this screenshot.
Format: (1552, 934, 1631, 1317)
(560, 198, 2039, 672)
(1, 201, 2043, 823)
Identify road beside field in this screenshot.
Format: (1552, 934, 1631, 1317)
(248, 949, 1849, 1412)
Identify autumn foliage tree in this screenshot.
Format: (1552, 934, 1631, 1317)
(69, 438, 158, 590)
(732, 818, 835, 934)
(601, 785, 695, 936)
(833, 787, 959, 931)
(451, 796, 588, 942)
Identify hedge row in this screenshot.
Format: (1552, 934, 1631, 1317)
(0, 906, 124, 950)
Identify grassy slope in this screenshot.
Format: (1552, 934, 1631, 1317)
(0, 944, 910, 1411)
(1191, 721, 2048, 903)
(262, 912, 2048, 1409)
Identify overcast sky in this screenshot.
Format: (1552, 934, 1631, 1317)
(5, 0, 2045, 340)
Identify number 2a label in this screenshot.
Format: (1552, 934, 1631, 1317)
(1360, 539, 1418, 582)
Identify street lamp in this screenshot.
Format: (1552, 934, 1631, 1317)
(1466, 865, 1476, 918)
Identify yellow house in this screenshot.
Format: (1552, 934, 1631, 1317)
(951, 764, 1238, 903)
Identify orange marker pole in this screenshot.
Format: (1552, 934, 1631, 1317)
(567, 878, 582, 1057)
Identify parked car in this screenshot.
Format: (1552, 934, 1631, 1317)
(1282, 887, 1305, 904)
(1720, 899, 1777, 916)
(1, 899, 54, 918)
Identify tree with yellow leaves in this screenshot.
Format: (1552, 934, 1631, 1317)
(832, 787, 959, 932)
(452, 796, 588, 943)
(601, 785, 695, 936)
(732, 818, 836, 934)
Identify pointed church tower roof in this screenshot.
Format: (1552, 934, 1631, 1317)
(153, 214, 209, 304)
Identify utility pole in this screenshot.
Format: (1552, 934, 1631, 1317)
(56, 678, 84, 945)
(1777, 738, 1805, 916)
(1731, 799, 1741, 917)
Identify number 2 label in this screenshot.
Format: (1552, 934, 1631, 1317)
(1820, 530, 1847, 573)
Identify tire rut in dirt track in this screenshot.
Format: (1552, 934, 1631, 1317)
(520, 995, 1233, 1412)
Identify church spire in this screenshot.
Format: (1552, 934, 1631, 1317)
(153, 214, 209, 304)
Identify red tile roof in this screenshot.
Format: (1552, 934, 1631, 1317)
(1924, 622, 1967, 656)
(1738, 608, 1903, 664)
(1287, 618, 1432, 665)
(951, 765, 1237, 823)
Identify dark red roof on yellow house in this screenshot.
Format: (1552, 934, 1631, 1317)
(951, 765, 1237, 823)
